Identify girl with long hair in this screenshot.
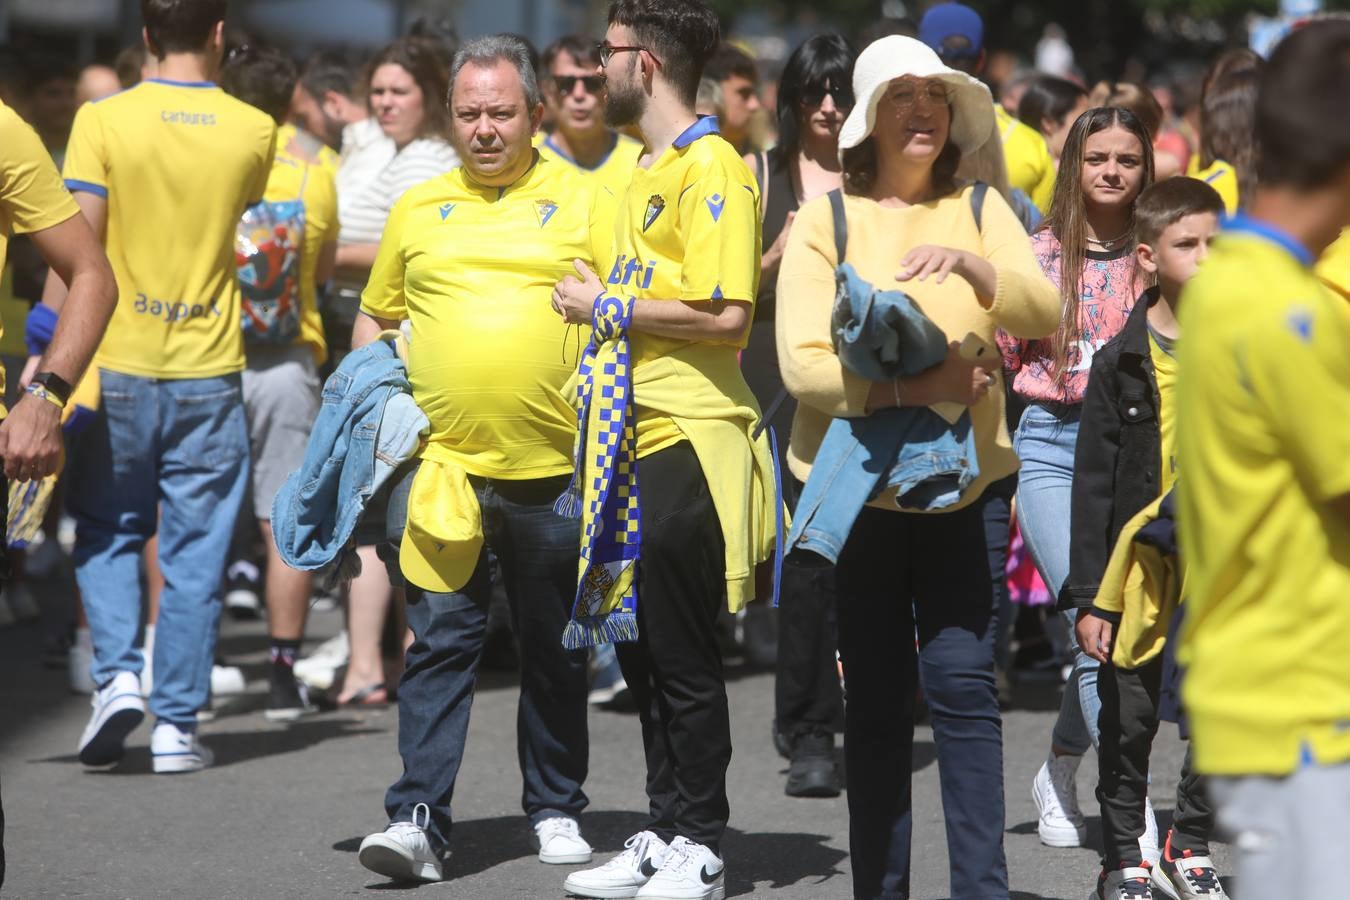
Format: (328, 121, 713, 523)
(1189, 64, 1261, 214)
(998, 106, 1156, 855)
(1018, 75, 1089, 162)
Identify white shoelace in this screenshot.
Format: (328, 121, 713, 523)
(537, 817, 581, 842)
(389, 801, 432, 838)
(599, 831, 658, 872)
(661, 838, 702, 877)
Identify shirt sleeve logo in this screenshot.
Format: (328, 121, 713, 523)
(706, 193, 725, 222)
(439, 203, 456, 221)
(1287, 307, 1314, 343)
(535, 198, 558, 228)
(643, 194, 666, 232)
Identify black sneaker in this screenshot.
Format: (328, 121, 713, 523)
(265, 665, 316, 722)
(785, 730, 842, 798)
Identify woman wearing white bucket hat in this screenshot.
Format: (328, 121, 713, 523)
(776, 35, 1060, 899)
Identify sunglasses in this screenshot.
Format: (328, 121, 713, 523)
(800, 84, 854, 108)
(553, 74, 607, 95)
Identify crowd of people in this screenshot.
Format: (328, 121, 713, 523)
(2, 0, 1349, 897)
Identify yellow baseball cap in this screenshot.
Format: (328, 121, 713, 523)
(398, 459, 484, 594)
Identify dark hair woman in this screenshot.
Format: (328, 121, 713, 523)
(1018, 74, 1089, 161)
(740, 31, 856, 799)
(776, 34, 1060, 898)
(1191, 65, 1261, 215)
(999, 106, 1156, 856)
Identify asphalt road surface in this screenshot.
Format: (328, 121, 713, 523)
(0, 581, 1231, 899)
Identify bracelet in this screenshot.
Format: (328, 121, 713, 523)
(25, 382, 65, 410)
(892, 378, 902, 408)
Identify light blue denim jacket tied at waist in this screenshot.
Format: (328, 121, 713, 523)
(272, 334, 429, 576)
(787, 263, 981, 563)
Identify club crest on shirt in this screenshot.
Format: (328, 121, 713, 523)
(535, 198, 558, 228)
(643, 194, 666, 232)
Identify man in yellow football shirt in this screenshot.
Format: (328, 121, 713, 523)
(40, 0, 275, 774)
(220, 46, 339, 722)
(350, 35, 608, 884)
(539, 36, 644, 201)
(0, 96, 116, 896)
(1175, 21, 1350, 899)
(919, 3, 1057, 214)
(554, 2, 777, 897)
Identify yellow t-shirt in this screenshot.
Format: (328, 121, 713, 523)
(361, 156, 607, 479)
(607, 117, 761, 455)
(260, 128, 339, 366)
(1186, 157, 1239, 216)
(995, 105, 1056, 214)
(1176, 220, 1350, 776)
(0, 100, 82, 410)
(63, 79, 275, 379)
(538, 131, 642, 201)
(277, 122, 341, 182)
(1147, 328, 1178, 495)
(1316, 228, 1350, 301)
(776, 184, 1062, 512)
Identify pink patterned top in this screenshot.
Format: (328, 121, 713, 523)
(998, 229, 1146, 406)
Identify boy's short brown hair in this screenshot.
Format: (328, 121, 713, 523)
(1135, 176, 1225, 248)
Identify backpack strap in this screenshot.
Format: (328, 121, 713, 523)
(827, 188, 848, 265)
(970, 180, 988, 234)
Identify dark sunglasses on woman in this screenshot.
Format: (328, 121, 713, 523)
(800, 83, 854, 108)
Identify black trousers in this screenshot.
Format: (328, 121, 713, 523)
(614, 442, 731, 853)
(836, 494, 1008, 900)
(1097, 655, 1214, 869)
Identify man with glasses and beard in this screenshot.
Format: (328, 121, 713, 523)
(552, 1, 777, 898)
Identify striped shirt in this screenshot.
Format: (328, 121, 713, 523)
(339, 136, 459, 247)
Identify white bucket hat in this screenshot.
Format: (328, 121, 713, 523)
(838, 35, 996, 159)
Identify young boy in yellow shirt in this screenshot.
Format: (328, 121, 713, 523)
(1068, 177, 1227, 900)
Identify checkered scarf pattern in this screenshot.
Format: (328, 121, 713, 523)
(555, 292, 642, 649)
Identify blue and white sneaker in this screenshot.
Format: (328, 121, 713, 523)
(77, 671, 145, 766)
(151, 721, 214, 774)
(636, 836, 725, 900)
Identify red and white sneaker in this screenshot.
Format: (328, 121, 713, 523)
(1096, 864, 1155, 900)
(1151, 832, 1229, 899)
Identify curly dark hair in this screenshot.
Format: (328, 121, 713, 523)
(366, 37, 450, 142)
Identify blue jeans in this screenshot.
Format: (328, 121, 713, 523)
(68, 370, 249, 726)
(1012, 402, 1099, 755)
(835, 492, 1008, 900)
(378, 463, 589, 856)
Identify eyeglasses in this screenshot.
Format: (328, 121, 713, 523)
(800, 84, 854, 109)
(554, 74, 607, 95)
(887, 80, 953, 111)
(597, 41, 663, 69)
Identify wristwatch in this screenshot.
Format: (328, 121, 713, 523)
(29, 371, 73, 407)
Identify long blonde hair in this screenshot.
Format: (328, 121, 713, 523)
(1039, 106, 1154, 385)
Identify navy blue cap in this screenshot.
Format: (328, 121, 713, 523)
(919, 2, 985, 59)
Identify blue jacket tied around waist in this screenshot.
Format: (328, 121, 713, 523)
(786, 262, 981, 563)
(272, 334, 428, 578)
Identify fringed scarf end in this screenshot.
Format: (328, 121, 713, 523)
(561, 612, 639, 649)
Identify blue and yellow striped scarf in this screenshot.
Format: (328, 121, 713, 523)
(556, 292, 642, 649)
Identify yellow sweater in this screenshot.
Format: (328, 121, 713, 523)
(776, 184, 1061, 512)
(1093, 495, 1184, 669)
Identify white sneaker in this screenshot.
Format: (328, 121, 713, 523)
(68, 627, 96, 695)
(151, 721, 214, 773)
(358, 803, 444, 883)
(77, 671, 145, 766)
(5, 581, 39, 621)
(636, 836, 724, 900)
(535, 815, 593, 864)
(1151, 848, 1228, 899)
(294, 631, 349, 692)
(564, 830, 669, 899)
(211, 663, 247, 696)
(1033, 753, 1087, 847)
(1140, 796, 1161, 865)
(1097, 866, 1156, 899)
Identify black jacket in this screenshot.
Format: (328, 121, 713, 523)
(1059, 287, 1166, 611)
